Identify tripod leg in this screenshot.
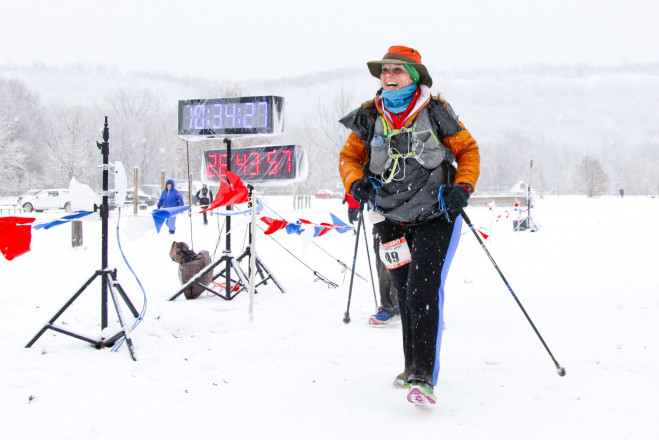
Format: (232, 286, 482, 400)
(109, 272, 139, 317)
(106, 274, 137, 361)
(170, 258, 224, 301)
(229, 256, 251, 298)
(255, 256, 285, 293)
(26, 273, 100, 348)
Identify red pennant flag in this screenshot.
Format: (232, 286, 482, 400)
(0, 217, 36, 261)
(260, 216, 289, 235)
(478, 229, 489, 240)
(316, 223, 334, 237)
(201, 169, 249, 213)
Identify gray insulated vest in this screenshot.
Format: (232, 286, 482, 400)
(340, 100, 462, 224)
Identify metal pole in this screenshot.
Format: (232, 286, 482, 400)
(528, 160, 533, 219)
(461, 209, 566, 377)
(99, 117, 109, 329)
(224, 137, 232, 294)
(343, 208, 364, 324)
(133, 167, 139, 215)
(360, 216, 379, 310)
(248, 188, 257, 321)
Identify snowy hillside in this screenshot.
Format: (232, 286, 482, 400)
(1, 195, 658, 439)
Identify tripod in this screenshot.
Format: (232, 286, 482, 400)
(26, 117, 139, 360)
(169, 139, 283, 301)
(216, 185, 285, 295)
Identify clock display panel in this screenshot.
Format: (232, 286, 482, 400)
(178, 96, 284, 137)
(202, 145, 302, 184)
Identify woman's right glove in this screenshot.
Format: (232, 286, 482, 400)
(350, 177, 374, 204)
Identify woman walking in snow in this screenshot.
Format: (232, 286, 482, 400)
(157, 179, 185, 234)
(338, 46, 480, 405)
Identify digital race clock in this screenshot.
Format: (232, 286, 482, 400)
(178, 96, 284, 137)
(202, 145, 308, 185)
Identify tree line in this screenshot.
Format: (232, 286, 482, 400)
(1, 63, 658, 198)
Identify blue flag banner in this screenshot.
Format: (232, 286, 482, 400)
(329, 213, 354, 234)
(285, 221, 304, 235)
(32, 211, 95, 230)
(152, 206, 191, 233)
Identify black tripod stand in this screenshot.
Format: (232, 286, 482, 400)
(169, 138, 283, 301)
(26, 117, 139, 360)
(217, 185, 285, 295)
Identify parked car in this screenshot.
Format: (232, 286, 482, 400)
(125, 190, 158, 207)
(17, 189, 42, 205)
(22, 189, 71, 213)
(314, 189, 343, 199)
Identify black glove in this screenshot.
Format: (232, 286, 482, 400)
(348, 207, 360, 224)
(350, 177, 374, 204)
(443, 183, 471, 214)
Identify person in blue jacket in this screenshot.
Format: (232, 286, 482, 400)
(157, 179, 184, 234)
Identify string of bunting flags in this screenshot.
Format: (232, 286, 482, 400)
(0, 169, 354, 261)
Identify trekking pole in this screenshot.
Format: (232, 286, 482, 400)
(460, 209, 566, 377)
(343, 206, 364, 324)
(360, 215, 379, 310)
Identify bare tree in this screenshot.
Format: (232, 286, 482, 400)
(102, 88, 178, 185)
(575, 156, 609, 197)
(301, 86, 355, 190)
(0, 112, 28, 195)
(46, 106, 99, 186)
(0, 78, 45, 194)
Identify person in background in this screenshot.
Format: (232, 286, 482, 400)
(338, 46, 480, 405)
(195, 183, 214, 225)
(344, 193, 400, 326)
(157, 179, 184, 234)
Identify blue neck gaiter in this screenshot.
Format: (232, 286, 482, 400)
(381, 83, 418, 114)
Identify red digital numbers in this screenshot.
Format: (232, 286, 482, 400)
(205, 147, 294, 181)
(266, 151, 279, 175)
(281, 149, 292, 173)
(248, 152, 261, 176)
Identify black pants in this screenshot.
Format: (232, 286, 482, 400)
(374, 215, 463, 385)
(200, 205, 209, 223)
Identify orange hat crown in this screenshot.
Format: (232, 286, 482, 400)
(367, 45, 432, 87)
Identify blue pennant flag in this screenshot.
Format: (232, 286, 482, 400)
(152, 206, 191, 233)
(330, 213, 354, 234)
(285, 221, 304, 235)
(32, 211, 94, 230)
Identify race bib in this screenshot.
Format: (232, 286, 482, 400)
(379, 237, 411, 269)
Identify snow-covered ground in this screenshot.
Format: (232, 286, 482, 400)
(1, 196, 657, 439)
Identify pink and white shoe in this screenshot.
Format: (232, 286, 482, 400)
(407, 381, 437, 405)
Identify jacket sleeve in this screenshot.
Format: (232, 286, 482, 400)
(177, 192, 184, 206)
(442, 121, 480, 190)
(157, 192, 164, 208)
(339, 132, 369, 193)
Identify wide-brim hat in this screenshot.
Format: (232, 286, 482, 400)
(367, 45, 433, 88)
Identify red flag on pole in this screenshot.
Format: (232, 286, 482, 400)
(200, 169, 249, 213)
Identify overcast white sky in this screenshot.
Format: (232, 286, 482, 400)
(1, 0, 657, 81)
